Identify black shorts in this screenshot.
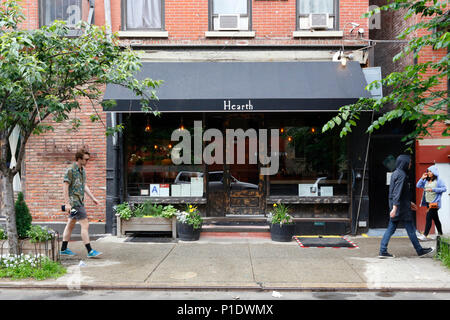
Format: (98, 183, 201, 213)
(69, 206, 87, 220)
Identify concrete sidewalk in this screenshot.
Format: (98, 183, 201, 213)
(1, 234, 449, 291)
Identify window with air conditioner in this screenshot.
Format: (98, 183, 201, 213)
(211, 0, 250, 31)
(39, 0, 89, 28)
(122, 0, 164, 30)
(298, 0, 337, 30)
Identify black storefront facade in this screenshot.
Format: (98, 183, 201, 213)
(103, 61, 373, 236)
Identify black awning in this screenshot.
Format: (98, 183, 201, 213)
(102, 61, 370, 113)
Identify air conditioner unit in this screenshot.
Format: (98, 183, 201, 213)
(309, 13, 329, 30)
(218, 14, 240, 31)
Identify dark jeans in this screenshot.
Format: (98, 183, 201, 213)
(380, 219, 423, 255)
(424, 208, 443, 236)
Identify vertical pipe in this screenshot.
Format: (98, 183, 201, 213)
(104, 0, 112, 36)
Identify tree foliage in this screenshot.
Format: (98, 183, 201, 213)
(0, 0, 161, 253)
(323, 0, 449, 149)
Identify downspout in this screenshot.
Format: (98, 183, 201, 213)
(104, 0, 112, 38)
(87, 0, 95, 24)
(104, 0, 119, 234)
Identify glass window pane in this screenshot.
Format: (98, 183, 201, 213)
(213, 0, 247, 15)
(299, 0, 334, 14)
(270, 124, 348, 196)
(125, 114, 204, 197)
(44, 0, 83, 27)
(127, 0, 162, 29)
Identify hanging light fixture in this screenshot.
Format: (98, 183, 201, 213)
(144, 118, 151, 132)
(179, 117, 185, 131)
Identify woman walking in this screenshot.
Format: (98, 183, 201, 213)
(416, 165, 447, 241)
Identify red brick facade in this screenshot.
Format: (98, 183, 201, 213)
(19, 0, 370, 223)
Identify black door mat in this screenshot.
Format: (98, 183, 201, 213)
(125, 232, 177, 243)
(293, 236, 358, 249)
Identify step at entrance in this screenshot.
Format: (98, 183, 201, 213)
(202, 216, 269, 233)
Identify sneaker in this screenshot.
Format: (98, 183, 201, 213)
(417, 233, 428, 241)
(378, 252, 395, 259)
(418, 247, 435, 258)
(87, 249, 102, 258)
(60, 249, 76, 256)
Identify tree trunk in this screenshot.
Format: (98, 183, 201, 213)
(1, 173, 18, 254)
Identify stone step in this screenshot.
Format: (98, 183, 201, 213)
(201, 224, 270, 233)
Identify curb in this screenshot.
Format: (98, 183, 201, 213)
(1, 282, 450, 292)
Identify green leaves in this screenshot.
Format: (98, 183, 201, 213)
(329, 0, 449, 145)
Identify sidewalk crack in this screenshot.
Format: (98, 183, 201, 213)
(144, 243, 176, 283)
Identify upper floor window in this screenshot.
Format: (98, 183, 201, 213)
(210, 0, 251, 31)
(40, 0, 89, 28)
(122, 0, 164, 30)
(297, 0, 338, 30)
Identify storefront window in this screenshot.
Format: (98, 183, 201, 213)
(269, 123, 348, 197)
(124, 114, 204, 197)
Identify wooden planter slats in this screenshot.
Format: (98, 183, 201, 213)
(117, 215, 177, 239)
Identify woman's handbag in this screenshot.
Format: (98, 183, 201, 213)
(429, 202, 438, 209)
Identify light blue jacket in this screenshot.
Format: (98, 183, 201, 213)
(416, 165, 447, 209)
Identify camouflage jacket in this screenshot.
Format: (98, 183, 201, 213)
(64, 163, 86, 207)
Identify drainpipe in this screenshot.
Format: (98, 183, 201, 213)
(104, 0, 112, 37)
(87, 0, 95, 24)
(104, 0, 116, 233)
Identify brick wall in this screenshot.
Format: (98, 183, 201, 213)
(114, 0, 369, 45)
(370, 0, 415, 82)
(24, 96, 107, 223)
(416, 15, 448, 140)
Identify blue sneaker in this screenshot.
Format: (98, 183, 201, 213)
(60, 249, 76, 256)
(87, 249, 102, 258)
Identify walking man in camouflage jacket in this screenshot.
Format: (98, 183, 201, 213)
(61, 149, 102, 258)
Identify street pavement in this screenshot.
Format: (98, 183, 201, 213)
(0, 233, 449, 292)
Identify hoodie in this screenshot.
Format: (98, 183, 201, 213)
(388, 155, 413, 221)
(416, 165, 447, 209)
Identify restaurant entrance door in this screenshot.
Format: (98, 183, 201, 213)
(206, 114, 265, 217)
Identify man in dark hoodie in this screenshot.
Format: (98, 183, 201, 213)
(379, 154, 435, 258)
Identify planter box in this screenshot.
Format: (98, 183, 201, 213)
(116, 215, 177, 239)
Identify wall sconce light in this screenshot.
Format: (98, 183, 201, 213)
(333, 50, 352, 67)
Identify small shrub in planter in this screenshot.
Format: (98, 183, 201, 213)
(15, 192, 32, 239)
(267, 203, 295, 242)
(175, 205, 203, 241)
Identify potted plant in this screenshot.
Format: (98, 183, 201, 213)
(267, 203, 295, 242)
(175, 204, 203, 241)
(114, 202, 177, 238)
